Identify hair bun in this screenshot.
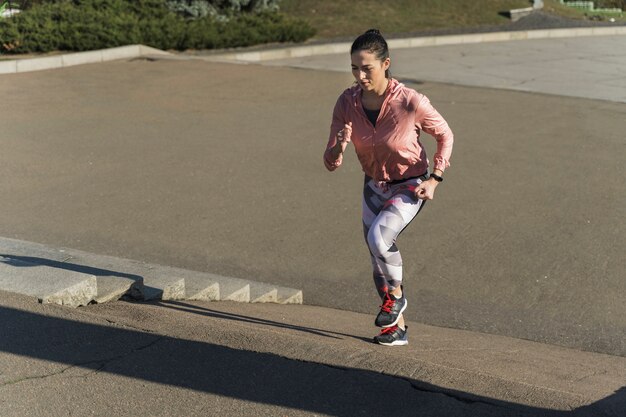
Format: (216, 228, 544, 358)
(365, 29, 381, 35)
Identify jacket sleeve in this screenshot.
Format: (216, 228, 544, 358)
(415, 94, 454, 172)
(323, 95, 346, 171)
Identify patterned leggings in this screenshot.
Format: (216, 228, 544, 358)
(362, 174, 428, 299)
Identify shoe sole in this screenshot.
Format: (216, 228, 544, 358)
(376, 339, 409, 346)
(379, 298, 408, 328)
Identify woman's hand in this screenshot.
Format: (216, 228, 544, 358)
(336, 122, 352, 152)
(414, 178, 438, 200)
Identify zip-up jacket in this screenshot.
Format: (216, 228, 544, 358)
(324, 78, 454, 181)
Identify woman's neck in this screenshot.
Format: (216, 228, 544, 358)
(361, 78, 389, 109)
(363, 78, 389, 99)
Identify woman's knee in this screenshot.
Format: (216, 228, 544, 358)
(366, 227, 390, 257)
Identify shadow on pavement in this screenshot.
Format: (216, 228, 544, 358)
(155, 300, 371, 343)
(0, 254, 143, 282)
(1, 305, 622, 416)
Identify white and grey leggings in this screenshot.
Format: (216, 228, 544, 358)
(362, 174, 428, 299)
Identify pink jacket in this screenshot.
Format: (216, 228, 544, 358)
(324, 78, 454, 181)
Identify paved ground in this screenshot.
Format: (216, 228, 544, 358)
(0, 35, 624, 357)
(262, 35, 626, 103)
(1, 290, 625, 417)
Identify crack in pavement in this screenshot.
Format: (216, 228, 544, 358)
(283, 356, 510, 410)
(407, 379, 505, 407)
(0, 336, 165, 388)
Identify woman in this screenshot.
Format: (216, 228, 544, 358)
(323, 29, 454, 346)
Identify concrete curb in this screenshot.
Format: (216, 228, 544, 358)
(0, 236, 302, 306)
(1, 26, 625, 74)
(201, 26, 626, 63)
(0, 44, 170, 75)
(0, 257, 96, 307)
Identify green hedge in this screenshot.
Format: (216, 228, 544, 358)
(0, 0, 315, 53)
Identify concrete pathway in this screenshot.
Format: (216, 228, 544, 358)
(1, 290, 624, 416)
(259, 35, 626, 103)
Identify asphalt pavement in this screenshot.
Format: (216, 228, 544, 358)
(0, 27, 625, 416)
(2, 289, 625, 417)
(261, 34, 626, 103)
(1, 33, 624, 355)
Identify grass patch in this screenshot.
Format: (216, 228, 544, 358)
(279, 0, 622, 40)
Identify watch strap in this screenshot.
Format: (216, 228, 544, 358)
(429, 173, 443, 183)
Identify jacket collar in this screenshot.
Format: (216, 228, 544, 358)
(351, 78, 403, 102)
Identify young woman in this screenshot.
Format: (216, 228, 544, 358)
(323, 29, 454, 346)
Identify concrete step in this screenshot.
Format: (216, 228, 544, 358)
(215, 277, 251, 302)
(182, 274, 220, 301)
(277, 286, 303, 304)
(0, 237, 303, 307)
(0, 244, 144, 304)
(94, 276, 143, 304)
(249, 282, 278, 303)
(0, 256, 96, 307)
(140, 274, 186, 301)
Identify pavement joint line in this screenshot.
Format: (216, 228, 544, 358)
(0, 26, 625, 74)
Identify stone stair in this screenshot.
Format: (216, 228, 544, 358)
(0, 237, 302, 308)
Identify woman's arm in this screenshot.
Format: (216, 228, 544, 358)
(324, 96, 352, 171)
(414, 94, 454, 200)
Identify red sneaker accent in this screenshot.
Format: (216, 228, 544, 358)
(379, 292, 395, 313)
(379, 325, 399, 335)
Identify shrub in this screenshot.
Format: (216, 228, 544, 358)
(184, 11, 314, 49)
(0, 1, 148, 52)
(0, 0, 315, 53)
(594, 1, 625, 9)
(165, 0, 219, 19)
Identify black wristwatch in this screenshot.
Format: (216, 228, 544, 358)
(429, 173, 443, 183)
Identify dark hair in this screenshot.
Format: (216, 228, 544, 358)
(350, 29, 390, 78)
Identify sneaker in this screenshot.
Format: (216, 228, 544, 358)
(373, 325, 408, 346)
(375, 290, 407, 328)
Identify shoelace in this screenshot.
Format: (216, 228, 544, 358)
(379, 325, 398, 335)
(379, 293, 395, 313)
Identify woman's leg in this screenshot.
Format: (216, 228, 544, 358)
(362, 177, 426, 298)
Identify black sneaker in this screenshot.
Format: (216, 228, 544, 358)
(373, 325, 408, 346)
(375, 290, 407, 328)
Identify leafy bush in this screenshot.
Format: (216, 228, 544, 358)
(182, 11, 315, 49)
(0, 0, 315, 53)
(206, 0, 279, 13)
(165, 0, 278, 18)
(595, 0, 625, 9)
(165, 0, 219, 19)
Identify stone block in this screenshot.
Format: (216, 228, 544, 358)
(249, 282, 278, 303)
(141, 276, 185, 301)
(16, 56, 63, 73)
(277, 287, 303, 304)
(94, 275, 143, 304)
(100, 45, 142, 62)
(184, 275, 220, 301)
(0, 257, 96, 307)
(61, 50, 104, 67)
(0, 60, 17, 75)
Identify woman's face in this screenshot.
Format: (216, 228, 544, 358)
(351, 50, 390, 93)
